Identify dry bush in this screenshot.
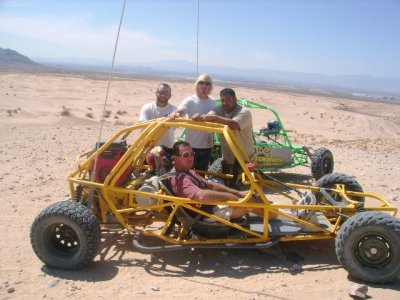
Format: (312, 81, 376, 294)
(116, 110, 127, 116)
(86, 112, 94, 119)
(60, 106, 71, 117)
(5, 108, 20, 116)
(103, 110, 112, 118)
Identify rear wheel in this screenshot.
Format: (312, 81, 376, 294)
(336, 211, 400, 283)
(208, 157, 225, 184)
(315, 172, 364, 204)
(30, 200, 101, 270)
(311, 147, 333, 180)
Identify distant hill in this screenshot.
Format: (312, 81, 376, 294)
(0, 47, 50, 72)
(2, 47, 399, 100)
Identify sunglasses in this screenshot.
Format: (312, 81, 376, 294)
(176, 151, 195, 158)
(157, 91, 170, 95)
(198, 81, 211, 86)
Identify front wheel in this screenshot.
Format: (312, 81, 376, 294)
(311, 147, 333, 180)
(30, 200, 101, 270)
(335, 211, 400, 283)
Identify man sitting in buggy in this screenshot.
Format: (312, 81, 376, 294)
(166, 141, 278, 221)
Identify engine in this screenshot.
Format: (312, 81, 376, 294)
(136, 176, 160, 206)
(90, 139, 130, 186)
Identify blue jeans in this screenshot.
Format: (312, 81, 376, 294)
(193, 148, 212, 171)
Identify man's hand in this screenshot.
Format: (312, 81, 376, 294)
(169, 110, 182, 119)
(191, 113, 204, 121)
(192, 114, 216, 122)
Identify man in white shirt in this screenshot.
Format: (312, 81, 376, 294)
(139, 83, 177, 149)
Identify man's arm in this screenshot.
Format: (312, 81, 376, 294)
(192, 114, 240, 130)
(193, 189, 239, 203)
(205, 180, 243, 195)
(138, 105, 149, 122)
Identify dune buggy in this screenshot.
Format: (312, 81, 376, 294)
(30, 117, 400, 283)
(179, 98, 334, 180)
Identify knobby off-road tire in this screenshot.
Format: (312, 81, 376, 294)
(336, 211, 400, 283)
(30, 200, 101, 270)
(315, 172, 365, 204)
(311, 147, 334, 180)
(208, 157, 225, 184)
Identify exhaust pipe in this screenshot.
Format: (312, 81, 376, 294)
(132, 232, 280, 253)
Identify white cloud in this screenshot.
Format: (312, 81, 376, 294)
(0, 13, 194, 63)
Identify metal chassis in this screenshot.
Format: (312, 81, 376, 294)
(68, 117, 397, 247)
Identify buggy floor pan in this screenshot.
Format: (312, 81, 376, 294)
(231, 213, 332, 237)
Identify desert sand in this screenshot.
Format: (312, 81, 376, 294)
(1, 72, 400, 299)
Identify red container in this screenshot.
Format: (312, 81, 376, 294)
(91, 140, 130, 186)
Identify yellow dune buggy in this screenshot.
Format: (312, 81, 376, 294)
(30, 117, 400, 283)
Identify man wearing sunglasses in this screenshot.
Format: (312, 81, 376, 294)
(169, 74, 216, 171)
(168, 141, 276, 220)
(139, 83, 177, 149)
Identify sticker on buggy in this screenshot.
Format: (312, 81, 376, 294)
(251, 146, 293, 168)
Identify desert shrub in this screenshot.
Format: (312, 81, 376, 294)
(61, 107, 71, 117)
(103, 110, 112, 118)
(116, 110, 127, 115)
(86, 112, 94, 119)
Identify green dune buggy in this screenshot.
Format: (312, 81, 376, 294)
(179, 99, 334, 180)
(30, 117, 400, 283)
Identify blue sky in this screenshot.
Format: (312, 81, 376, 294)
(1, 0, 399, 78)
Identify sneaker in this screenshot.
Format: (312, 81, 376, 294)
(295, 191, 316, 219)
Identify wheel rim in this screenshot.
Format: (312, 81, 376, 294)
(354, 233, 393, 268)
(321, 157, 332, 174)
(45, 223, 80, 257)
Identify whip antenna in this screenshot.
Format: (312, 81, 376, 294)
(91, 0, 127, 180)
(196, 0, 200, 76)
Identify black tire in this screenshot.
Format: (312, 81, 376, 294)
(335, 211, 400, 283)
(176, 207, 230, 238)
(315, 172, 365, 204)
(30, 200, 101, 270)
(208, 157, 225, 184)
(209, 157, 223, 173)
(311, 147, 334, 180)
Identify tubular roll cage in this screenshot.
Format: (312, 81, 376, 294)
(68, 117, 397, 245)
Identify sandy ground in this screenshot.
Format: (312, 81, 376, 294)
(1, 72, 400, 299)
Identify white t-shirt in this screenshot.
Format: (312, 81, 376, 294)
(178, 95, 216, 148)
(139, 102, 177, 148)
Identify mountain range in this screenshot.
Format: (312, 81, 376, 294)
(1, 47, 399, 100)
(0, 47, 50, 72)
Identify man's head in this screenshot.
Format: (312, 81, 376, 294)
(172, 141, 195, 171)
(220, 88, 237, 113)
(155, 83, 171, 107)
(195, 74, 213, 99)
